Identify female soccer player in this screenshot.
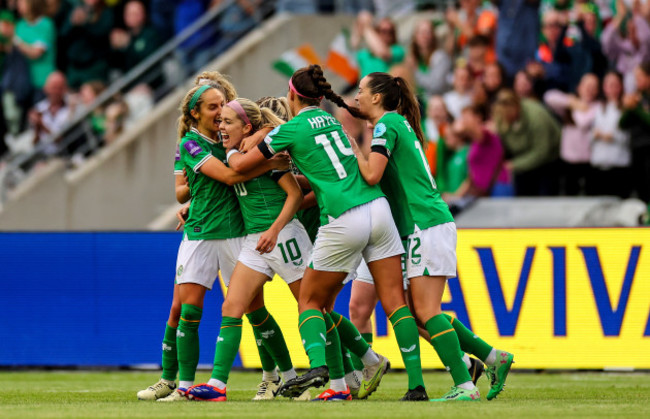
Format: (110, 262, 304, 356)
(141, 84, 290, 403)
(351, 71, 514, 401)
(185, 98, 313, 402)
(225, 65, 427, 401)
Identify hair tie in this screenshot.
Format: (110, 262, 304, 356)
(289, 78, 323, 100)
(226, 100, 252, 128)
(189, 85, 212, 110)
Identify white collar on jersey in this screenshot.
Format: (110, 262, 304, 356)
(297, 106, 320, 115)
(190, 126, 219, 144)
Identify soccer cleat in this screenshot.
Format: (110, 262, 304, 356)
(486, 351, 514, 400)
(252, 379, 281, 400)
(187, 383, 227, 402)
(430, 386, 480, 402)
(311, 388, 352, 401)
(137, 379, 176, 400)
(292, 388, 312, 401)
(468, 357, 485, 385)
(357, 353, 389, 399)
(156, 388, 188, 402)
(345, 371, 362, 399)
(400, 385, 428, 401)
(278, 366, 329, 398)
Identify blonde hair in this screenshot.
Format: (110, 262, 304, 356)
(194, 71, 237, 102)
(228, 98, 284, 132)
(177, 85, 219, 142)
(256, 96, 293, 122)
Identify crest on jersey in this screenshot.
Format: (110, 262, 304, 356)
(269, 126, 280, 136)
(373, 123, 387, 138)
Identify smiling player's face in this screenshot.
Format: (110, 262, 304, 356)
(219, 106, 248, 149)
(195, 89, 224, 138)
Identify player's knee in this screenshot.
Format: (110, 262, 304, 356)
(349, 298, 373, 322)
(168, 301, 182, 325)
(222, 299, 245, 318)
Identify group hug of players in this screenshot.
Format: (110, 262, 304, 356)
(136, 65, 514, 403)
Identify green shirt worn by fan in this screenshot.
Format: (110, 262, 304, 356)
(177, 128, 245, 240)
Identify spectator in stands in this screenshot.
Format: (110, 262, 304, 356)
(60, 0, 113, 90)
(536, 9, 572, 92)
(513, 67, 545, 100)
(473, 61, 506, 120)
(46, 0, 73, 73)
(351, 11, 405, 78)
(601, 0, 650, 93)
(109, 0, 161, 78)
(493, 88, 561, 196)
(77, 80, 107, 141)
(406, 19, 452, 99)
(495, 0, 540, 79)
(443, 64, 473, 120)
(14, 0, 56, 102)
(423, 95, 452, 175)
(436, 117, 469, 196)
(591, 71, 632, 198)
(212, 0, 264, 57)
(620, 61, 650, 203)
(28, 70, 72, 156)
(0, 10, 33, 136)
(103, 96, 128, 145)
(445, 104, 510, 213)
(544, 72, 600, 195)
(446, 0, 497, 62)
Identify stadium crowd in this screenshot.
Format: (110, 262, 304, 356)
(0, 0, 649, 211)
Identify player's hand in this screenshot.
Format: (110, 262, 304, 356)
(270, 152, 291, 171)
(343, 127, 360, 156)
(240, 135, 261, 153)
(256, 228, 279, 254)
(175, 204, 189, 231)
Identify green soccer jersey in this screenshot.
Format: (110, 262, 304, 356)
(178, 128, 245, 240)
(233, 170, 290, 234)
(261, 107, 384, 225)
(174, 144, 183, 174)
(371, 112, 454, 237)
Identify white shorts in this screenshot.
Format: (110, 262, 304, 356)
(175, 236, 244, 289)
(404, 222, 457, 280)
(238, 219, 312, 284)
(310, 198, 404, 273)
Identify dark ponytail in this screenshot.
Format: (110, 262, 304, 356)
(365, 72, 426, 147)
(291, 64, 365, 118)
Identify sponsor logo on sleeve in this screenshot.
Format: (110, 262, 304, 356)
(184, 140, 203, 157)
(371, 138, 387, 147)
(268, 126, 280, 137)
(373, 122, 387, 138)
(175, 146, 181, 161)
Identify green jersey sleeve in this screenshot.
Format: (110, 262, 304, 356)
(261, 124, 294, 157)
(370, 119, 398, 157)
(180, 138, 213, 173)
(174, 145, 183, 175)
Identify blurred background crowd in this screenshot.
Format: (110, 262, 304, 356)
(0, 0, 649, 214)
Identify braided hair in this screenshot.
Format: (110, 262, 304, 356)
(291, 65, 365, 118)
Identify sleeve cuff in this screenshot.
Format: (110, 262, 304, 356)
(258, 142, 275, 159)
(371, 145, 390, 158)
(192, 154, 213, 173)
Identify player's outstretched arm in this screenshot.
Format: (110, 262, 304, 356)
(349, 135, 389, 186)
(199, 154, 286, 186)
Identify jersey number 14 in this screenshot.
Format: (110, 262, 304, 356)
(315, 131, 354, 180)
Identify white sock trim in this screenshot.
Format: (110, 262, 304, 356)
(457, 381, 475, 390)
(262, 369, 279, 382)
(207, 378, 227, 390)
(462, 353, 472, 369)
(330, 378, 347, 392)
(179, 380, 193, 390)
(485, 348, 497, 366)
(361, 347, 380, 366)
(280, 368, 297, 382)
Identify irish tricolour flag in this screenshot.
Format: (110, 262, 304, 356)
(272, 44, 322, 78)
(326, 29, 359, 85)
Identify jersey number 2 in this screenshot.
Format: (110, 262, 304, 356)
(315, 131, 353, 180)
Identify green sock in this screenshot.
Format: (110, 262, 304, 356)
(329, 311, 371, 358)
(351, 332, 373, 371)
(177, 304, 202, 382)
(210, 316, 243, 383)
(323, 313, 345, 380)
(425, 314, 472, 386)
(443, 314, 493, 361)
(246, 306, 293, 372)
(298, 309, 327, 369)
(388, 306, 424, 390)
(248, 321, 276, 373)
(161, 324, 178, 381)
(341, 346, 355, 374)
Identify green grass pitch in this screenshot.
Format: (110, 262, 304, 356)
(1, 370, 648, 418)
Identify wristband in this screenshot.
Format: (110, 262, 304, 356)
(226, 149, 240, 163)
